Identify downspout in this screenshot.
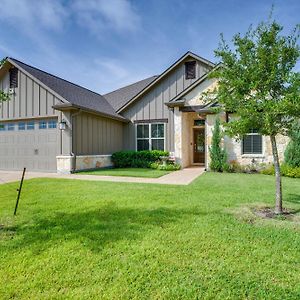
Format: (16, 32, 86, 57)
(70, 109, 82, 173)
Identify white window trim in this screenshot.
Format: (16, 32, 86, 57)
(135, 123, 166, 151)
(241, 131, 264, 156)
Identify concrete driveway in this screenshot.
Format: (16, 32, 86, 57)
(0, 167, 205, 186)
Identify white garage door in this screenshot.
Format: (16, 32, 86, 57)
(0, 118, 58, 172)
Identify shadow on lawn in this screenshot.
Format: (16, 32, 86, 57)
(286, 194, 300, 205)
(8, 204, 204, 252)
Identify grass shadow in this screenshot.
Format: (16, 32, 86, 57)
(3, 204, 204, 253)
(286, 193, 300, 205)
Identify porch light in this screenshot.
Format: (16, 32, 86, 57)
(59, 120, 67, 130)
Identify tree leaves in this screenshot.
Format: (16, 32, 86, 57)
(209, 18, 300, 138)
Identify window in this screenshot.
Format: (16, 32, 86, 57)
(151, 124, 165, 150)
(7, 123, 15, 131)
(48, 120, 57, 129)
(242, 129, 263, 154)
(185, 61, 196, 79)
(0, 123, 6, 131)
(26, 122, 35, 130)
(136, 123, 165, 151)
(39, 121, 47, 129)
(194, 119, 205, 126)
(137, 124, 149, 151)
(18, 122, 26, 131)
(9, 67, 18, 88)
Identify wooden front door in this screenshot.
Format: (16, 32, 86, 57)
(193, 128, 205, 164)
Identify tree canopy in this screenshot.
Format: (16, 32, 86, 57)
(210, 19, 300, 138)
(208, 15, 300, 214)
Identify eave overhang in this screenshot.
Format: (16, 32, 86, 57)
(52, 103, 129, 123)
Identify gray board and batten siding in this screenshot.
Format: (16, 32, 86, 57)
(0, 64, 62, 171)
(72, 111, 123, 156)
(121, 58, 211, 151)
(0, 67, 60, 120)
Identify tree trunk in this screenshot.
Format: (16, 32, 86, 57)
(270, 135, 283, 214)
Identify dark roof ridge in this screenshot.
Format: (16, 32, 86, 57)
(9, 57, 104, 98)
(104, 75, 158, 96)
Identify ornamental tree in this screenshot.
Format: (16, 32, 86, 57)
(0, 58, 9, 102)
(208, 17, 300, 214)
(209, 118, 227, 172)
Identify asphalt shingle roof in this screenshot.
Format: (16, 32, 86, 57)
(9, 58, 125, 121)
(104, 76, 158, 111)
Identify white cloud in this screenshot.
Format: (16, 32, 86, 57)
(71, 0, 141, 34)
(0, 0, 144, 93)
(0, 0, 140, 36)
(0, 0, 68, 32)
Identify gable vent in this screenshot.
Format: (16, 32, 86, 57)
(9, 67, 18, 88)
(185, 61, 196, 79)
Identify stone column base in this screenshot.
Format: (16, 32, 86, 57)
(56, 155, 113, 173)
(56, 155, 74, 174)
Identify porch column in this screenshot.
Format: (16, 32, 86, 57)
(57, 111, 73, 174)
(174, 107, 183, 166)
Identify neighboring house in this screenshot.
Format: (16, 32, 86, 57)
(0, 52, 289, 173)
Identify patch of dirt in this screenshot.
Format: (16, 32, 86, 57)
(253, 207, 297, 221)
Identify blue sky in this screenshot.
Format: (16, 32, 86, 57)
(0, 0, 299, 94)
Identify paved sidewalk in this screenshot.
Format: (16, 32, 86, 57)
(0, 167, 205, 186)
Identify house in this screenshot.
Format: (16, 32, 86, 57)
(0, 52, 289, 173)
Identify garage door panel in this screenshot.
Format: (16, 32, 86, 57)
(0, 118, 58, 172)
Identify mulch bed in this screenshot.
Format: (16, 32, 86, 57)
(253, 207, 297, 220)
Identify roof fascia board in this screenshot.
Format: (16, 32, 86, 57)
(117, 51, 215, 113)
(187, 51, 215, 67)
(53, 103, 129, 123)
(7, 58, 69, 105)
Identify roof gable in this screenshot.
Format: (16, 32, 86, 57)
(167, 63, 221, 106)
(7, 58, 126, 121)
(116, 51, 215, 113)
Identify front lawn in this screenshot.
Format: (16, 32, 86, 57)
(77, 167, 171, 178)
(0, 173, 300, 299)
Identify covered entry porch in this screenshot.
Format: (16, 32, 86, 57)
(174, 107, 214, 169)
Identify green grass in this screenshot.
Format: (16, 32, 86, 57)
(77, 167, 171, 178)
(0, 173, 300, 299)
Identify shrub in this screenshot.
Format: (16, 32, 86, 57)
(112, 150, 169, 168)
(260, 163, 300, 178)
(260, 164, 275, 175)
(284, 121, 300, 168)
(150, 162, 181, 171)
(209, 118, 228, 172)
(225, 160, 266, 174)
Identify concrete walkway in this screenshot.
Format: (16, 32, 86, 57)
(0, 167, 205, 186)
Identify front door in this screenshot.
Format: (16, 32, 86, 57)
(193, 128, 205, 164)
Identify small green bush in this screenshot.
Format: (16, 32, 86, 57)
(226, 160, 266, 174)
(260, 163, 300, 178)
(112, 150, 169, 168)
(284, 121, 300, 168)
(150, 162, 181, 171)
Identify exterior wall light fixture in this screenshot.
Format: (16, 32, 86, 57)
(59, 120, 67, 130)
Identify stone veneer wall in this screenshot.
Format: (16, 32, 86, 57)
(206, 113, 290, 169)
(57, 155, 113, 174)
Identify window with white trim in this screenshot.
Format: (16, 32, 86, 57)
(0, 123, 6, 131)
(26, 122, 35, 130)
(8, 123, 15, 131)
(242, 129, 263, 154)
(18, 122, 26, 131)
(136, 123, 165, 151)
(39, 121, 47, 129)
(48, 120, 57, 129)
